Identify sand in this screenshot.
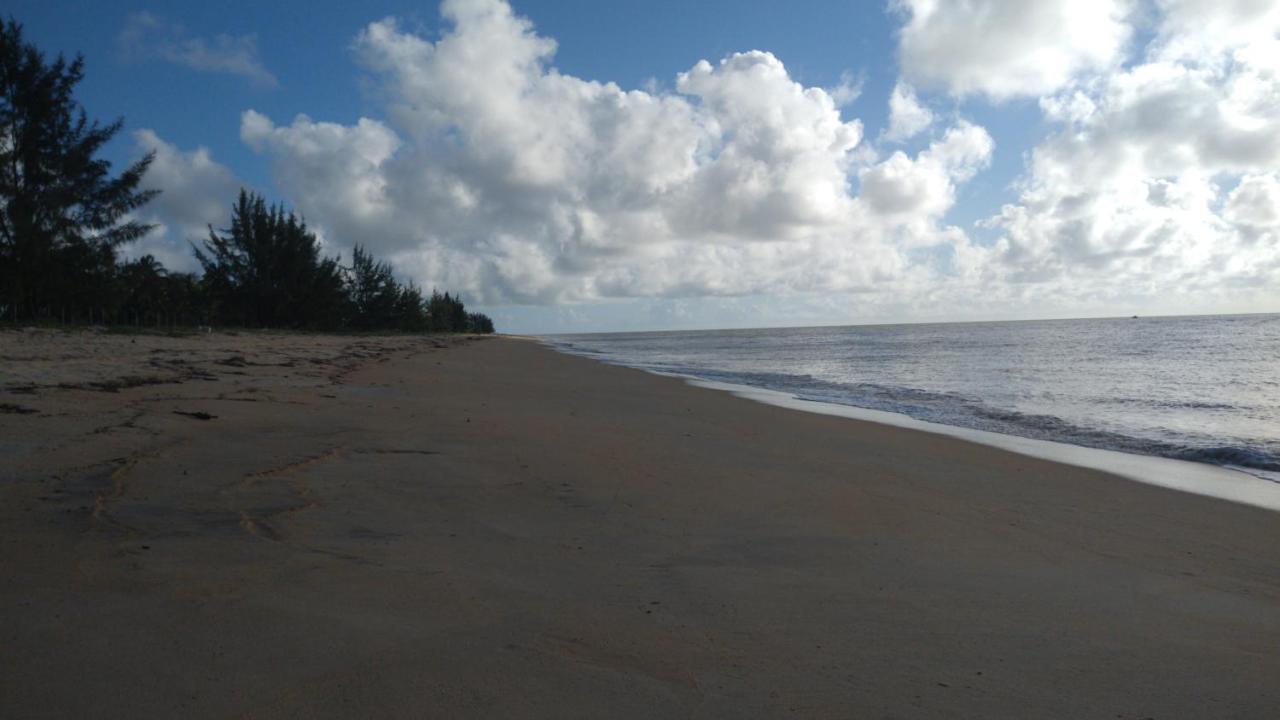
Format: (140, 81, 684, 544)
(2, 328, 1278, 718)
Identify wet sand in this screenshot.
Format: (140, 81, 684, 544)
(2, 330, 1279, 718)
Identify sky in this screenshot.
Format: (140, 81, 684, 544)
(10, 0, 1280, 333)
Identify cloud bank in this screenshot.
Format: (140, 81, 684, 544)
(979, 0, 1280, 306)
(135, 0, 1279, 329)
(231, 0, 986, 308)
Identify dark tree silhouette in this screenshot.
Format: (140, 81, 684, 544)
(467, 312, 494, 334)
(117, 255, 204, 327)
(427, 290, 468, 333)
(392, 282, 428, 331)
(117, 254, 166, 323)
(193, 190, 494, 333)
(0, 17, 157, 322)
(347, 244, 400, 329)
(194, 190, 347, 329)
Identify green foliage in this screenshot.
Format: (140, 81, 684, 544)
(0, 17, 158, 322)
(194, 190, 347, 329)
(425, 290, 491, 333)
(348, 244, 400, 330)
(467, 312, 495, 334)
(189, 193, 494, 333)
(426, 291, 461, 332)
(117, 255, 204, 327)
(392, 282, 428, 331)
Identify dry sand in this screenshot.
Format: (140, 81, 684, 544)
(2, 329, 1278, 718)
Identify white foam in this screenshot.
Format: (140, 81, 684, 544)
(681, 376, 1280, 513)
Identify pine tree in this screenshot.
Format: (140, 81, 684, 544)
(393, 283, 428, 331)
(194, 189, 346, 329)
(0, 17, 157, 321)
(347, 244, 400, 329)
(466, 312, 494, 334)
(117, 254, 166, 325)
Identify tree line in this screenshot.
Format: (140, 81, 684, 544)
(0, 17, 493, 334)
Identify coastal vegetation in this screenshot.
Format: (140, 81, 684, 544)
(0, 18, 492, 333)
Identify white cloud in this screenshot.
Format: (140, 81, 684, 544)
(980, 1, 1280, 305)
(240, 0, 990, 308)
(125, 130, 244, 272)
(893, 0, 1134, 100)
(240, 111, 401, 236)
(1225, 174, 1280, 230)
(829, 71, 864, 107)
(1153, 0, 1280, 62)
(883, 82, 934, 142)
(118, 12, 277, 87)
(113, 0, 1279, 329)
(861, 121, 993, 225)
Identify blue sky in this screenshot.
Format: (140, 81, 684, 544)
(13, 1, 928, 199)
(10, 1, 1280, 332)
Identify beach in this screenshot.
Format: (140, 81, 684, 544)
(2, 329, 1279, 718)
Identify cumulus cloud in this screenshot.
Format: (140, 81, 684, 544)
(125, 130, 244, 271)
(882, 82, 934, 142)
(110, 0, 1278, 327)
(893, 0, 1134, 100)
(861, 121, 993, 225)
(828, 71, 864, 107)
(1225, 174, 1280, 230)
(240, 0, 986, 307)
(1153, 0, 1280, 62)
(980, 0, 1280, 303)
(118, 12, 277, 87)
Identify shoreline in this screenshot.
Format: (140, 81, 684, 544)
(688, 374, 1280, 511)
(541, 336, 1280, 509)
(3, 332, 1279, 718)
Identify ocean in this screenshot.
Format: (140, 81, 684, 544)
(544, 314, 1280, 483)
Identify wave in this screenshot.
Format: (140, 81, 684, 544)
(542, 340, 611, 357)
(1096, 397, 1240, 411)
(553, 348, 1280, 477)
(1172, 446, 1280, 473)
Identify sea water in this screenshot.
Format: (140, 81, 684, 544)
(545, 314, 1280, 483)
